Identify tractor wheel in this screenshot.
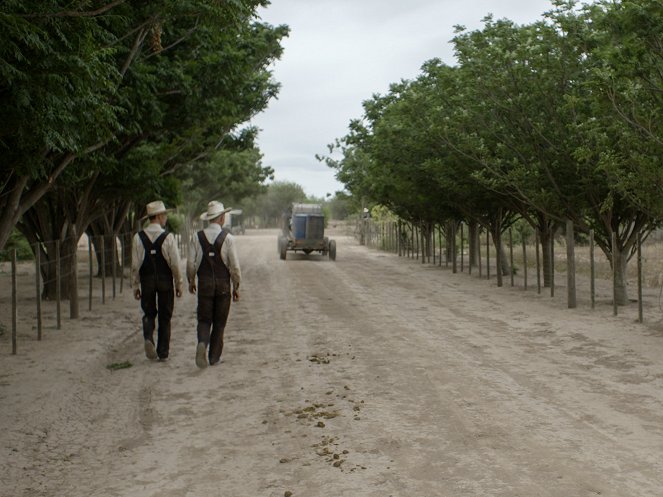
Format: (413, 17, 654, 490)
(280, 240, 287, 260)
(329, 240, 336, 261)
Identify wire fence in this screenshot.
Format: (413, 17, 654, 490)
(355, 219, 663, 325)
(0, 229, 195, 355)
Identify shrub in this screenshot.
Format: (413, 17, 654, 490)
(0, 229, 34, 261)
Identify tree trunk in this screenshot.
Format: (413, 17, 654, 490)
(39, 235, 79, 301)
(17, 169, 104, 302)
(122, 230, 133, 272)
(0, 154, 79, 251)
(0, 176, 30, 252)
(421, 221, 433, 261)
(489, 225, 510, 287)
(445, 221, 454, 264)
(87, 202, 132, 277)
(468, 221, 480, 268)
(539, 223, 554, 288)
(610, 243, 629, 305)
(89, 234, 120, 277)
(499, 241, 510, 276)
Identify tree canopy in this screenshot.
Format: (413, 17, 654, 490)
(1, 0, 288, 252)
(326, 0, 663, 304)
(1, 0, 288, 304)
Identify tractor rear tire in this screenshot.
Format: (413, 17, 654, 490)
(329, 240, 336, 261)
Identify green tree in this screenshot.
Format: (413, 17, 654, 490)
(4, 1, 288, 301)
(253, 181, 307, 227)
(0, 0, 123, 250)
(178, 128, 274, 219)
(326, 192, 353, 220)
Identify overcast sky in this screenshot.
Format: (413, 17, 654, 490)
(250, 0, 556, 198)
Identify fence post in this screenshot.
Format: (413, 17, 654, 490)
(460, 223, 464, 272)
(101, 236, 106, 305)
(496, 230, 503, 288)
(70, 228, 79, 319)
(88, 236, 93, 311)
(112, 235, 116, 299)
(421, 223, 426, 265)
(12, 249, 17, 355)
(478, 227, 482, 278)
(535, 231, 541, 294)
(426, 224, 431, 264)
(612, 231, 618, 316)
(120, 236, 124, 294)
(550, 234, 555, 298)
(397, 221, 402, 257)
(468, 225, 473, 276)
(566, 220, 576, 308)
(432, 223, 436, 265)
(522, 235, 528, 291)
(444, 224, 448, 268)
(438, 225, 443, 267)
(637, 231, 643, 323)
(35, 245, 42, 340)
(590, 229, 595, 309)
(451, 222, 457, 274)
(509, 228, 514, 287)
(55, 240, 61, 330)
(486, 229, 490, 281)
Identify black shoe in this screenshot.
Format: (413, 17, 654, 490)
(144, 340, 157, 360)
(195, 343, 208, 369)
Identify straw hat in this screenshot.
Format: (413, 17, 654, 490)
(141, 200, 172, 220)
(200, 200, 232, 221)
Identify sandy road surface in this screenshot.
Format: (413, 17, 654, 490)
(2, 228, 663, 497)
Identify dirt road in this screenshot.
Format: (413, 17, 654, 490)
(2, 229, 663, 497)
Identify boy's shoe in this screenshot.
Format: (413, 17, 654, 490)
(144, 340, 158, 360)
(195, 342, 208, 369)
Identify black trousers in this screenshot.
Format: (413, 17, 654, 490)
(141, 285, 174, 359)
(197, 293, 231, 365)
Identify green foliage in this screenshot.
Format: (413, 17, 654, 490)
(251, 181, 307, 226)
(369, 205, 397, 222)
(509, 219, 534, 245)
(106, 361, 133, 371)
(166, 212, 185, 235)
(178, 128, 274, 218)
(327, 0, 660, 268)
(326, 192, 353, 220)
(1, 0, 288, 251)
(0, 1, 122, 176)
(0, 229, 34, 261)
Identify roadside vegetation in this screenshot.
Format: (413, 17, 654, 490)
(321, 0, 663, 305)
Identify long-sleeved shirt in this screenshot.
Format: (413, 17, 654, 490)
(131, 223, 184, 293)
(187, 223, 241, 290)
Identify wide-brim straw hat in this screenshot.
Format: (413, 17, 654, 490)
(141, 200, 173, 220)
(200, 200, 232, 221)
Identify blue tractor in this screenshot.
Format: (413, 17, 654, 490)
(278, 203, 336, 261)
